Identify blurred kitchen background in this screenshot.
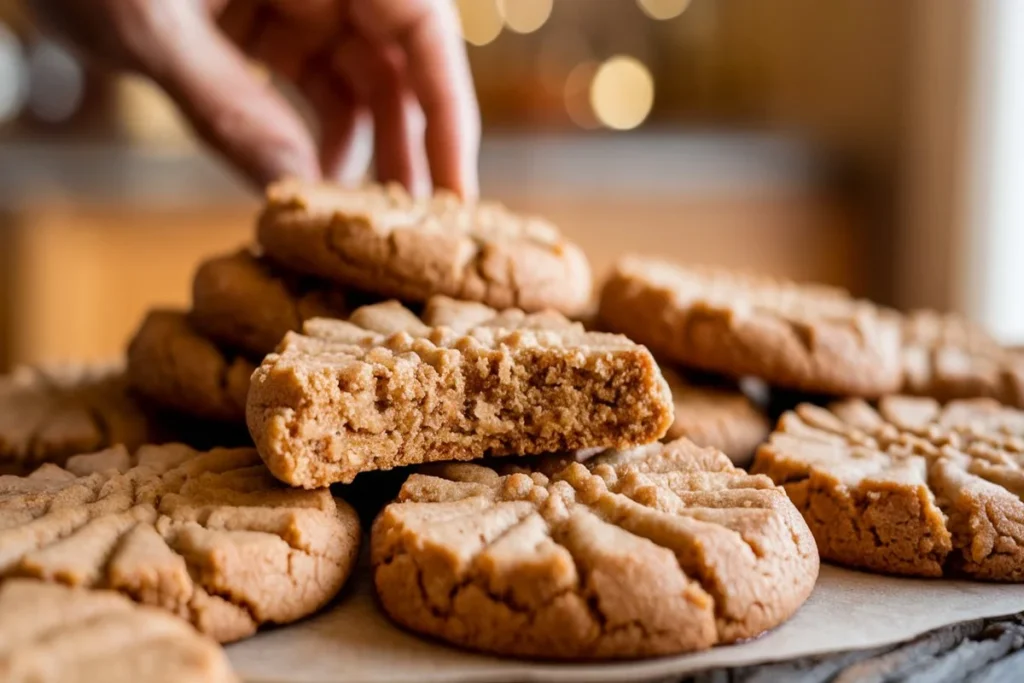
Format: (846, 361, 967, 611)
(0, 0, 1021, 370)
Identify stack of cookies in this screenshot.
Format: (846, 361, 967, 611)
(2, 177, 1021, 680)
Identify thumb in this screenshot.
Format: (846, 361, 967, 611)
(136, 6, 319, 187)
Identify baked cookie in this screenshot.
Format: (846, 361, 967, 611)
(598, 257, 903, 396)
(0, 362, 158, 471)
(753, 395, 1024, 580)
(372, 438, 819, 659)
(0, 580, 237, 683)
(191, 249, 355, 358)
(256, 180, 592, 316)
(902, 310, 1023, 407)
(0, 443, 360, 641)
(662, 366, 770, 466)
(127, 310, 255, 422)
(248, 297, 673, 488)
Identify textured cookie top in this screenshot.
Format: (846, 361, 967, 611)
(902, 310, 1023, 406)
(0, 580, 237, 683)
(191, 249, 354, 358)
(754, 396, 1024, 580)
(248, 297, 673, 487)
(257, 180, 592, 315)
(0, 444, 360, 642)
(661, 366, 770, 466)
(127, 310, 255, 423)
(599, 257, 903, 396)
(372, 438, 818, 659)
(0, 362, 158, 471)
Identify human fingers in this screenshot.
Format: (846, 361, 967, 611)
(333, 36, 429, 196)
(142, 3, 320, 186)
(300, 64, 372, 184)
(351, 0, 480, 197)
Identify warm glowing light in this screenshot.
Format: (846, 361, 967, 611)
(499, 0, 553, 34)
(590, 56, 654, 131)
(563, 61, 599, 130)
(455, 0, 503, 46)
(636, 0, 692, 21)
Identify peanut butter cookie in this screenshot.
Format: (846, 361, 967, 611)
(599, 257, 903, 396)
(0, 580, 237, 683)
(248, 297, 673, 488)
(0, 444, 360, 641)
(127, 310, 255, 422)
(903, 310, 1024, 407)
(753, 395, 1024, 580)
(662, 366, 770, 466)
(191, 249, 355, 358)
(0, 362, 159, 472)
(372, 438, 819, 659)
(256, 180, 592, 316)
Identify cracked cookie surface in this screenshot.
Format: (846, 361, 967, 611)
(662, 366, 770, 467)
(902, 310, 1024, 407)
(753, 395, 1024, 580)
(247, 296, 673, 488)
(598, 257, 903, 396)
(127, 310, 255, 423)
(372, 438, 819, 659)
(191, 249, 355, 358)
(256, 180, 592, 316)
(0, 579, 237, 683)
(0, 443, 360, 641)
(0, 362, 160, 472)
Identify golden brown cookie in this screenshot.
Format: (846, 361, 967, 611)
(0, 580, 237, 683)
(662, 367, 770, 466)
(191, 249, 354, 358)
(598, 257, 903, 396)
(248, 297, 673, 488)
(127, 310, 255, 423)
(0, 444, 360, 641)
(0, 362, 159, 471)
(256, 180, 592, 316)
(372, 438, 819, 659)
(902, 310, 1023, 407)
(753, 395, 1024, 580)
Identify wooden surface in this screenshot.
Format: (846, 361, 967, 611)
(688, 613, 1024, 683)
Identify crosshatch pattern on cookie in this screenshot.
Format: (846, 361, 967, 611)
(191, 249, 355, 358)
(753, 395, 1024, 581)
(256, 180, 593, 316)
(598, 257, 904, 397)
(0, 362, 158, 471)
(0, 580, 238, 683)
(0, 444, 360, 642)
(247, 297, 674, 488)
(372, 438, 819, 659)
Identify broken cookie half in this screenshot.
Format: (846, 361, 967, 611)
(0, 443, 360, 642)
(372, 438, 819, 659)
(247, 297, 674, 488)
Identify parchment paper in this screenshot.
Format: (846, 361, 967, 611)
(228, 565, 1024, 683)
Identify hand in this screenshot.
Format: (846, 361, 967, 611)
(29, 0, 481, 196)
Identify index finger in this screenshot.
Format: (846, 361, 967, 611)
(353, 0, 480, 197)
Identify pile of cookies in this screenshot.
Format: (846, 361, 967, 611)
(0, 178, 1021, 680)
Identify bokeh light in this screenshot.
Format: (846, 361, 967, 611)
(0, 24, 26, 125)
(499, 0, 554, 34)
(636, 0, 692, 21)
(563, 61, 600, 130)
(590, 56, 655, 130)
(455, 0, 503, 46)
